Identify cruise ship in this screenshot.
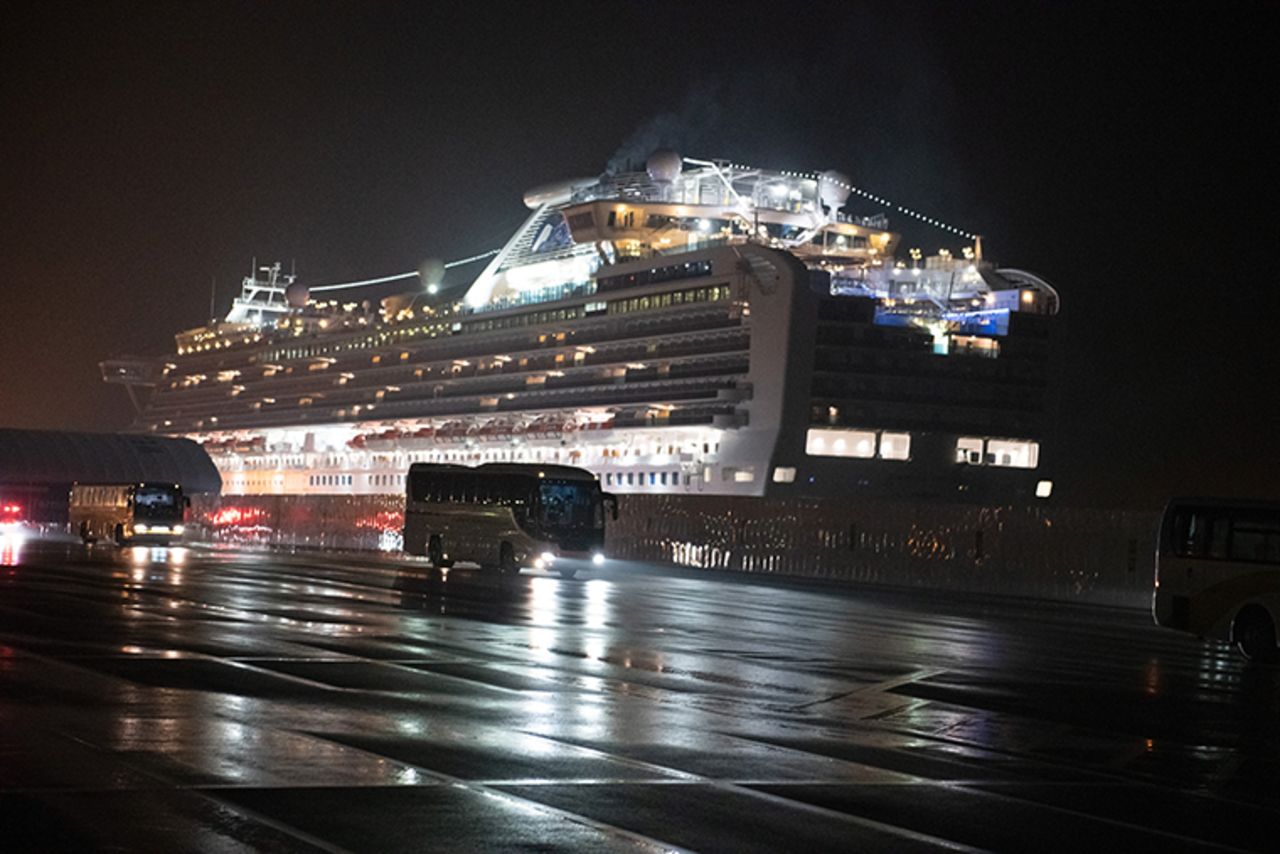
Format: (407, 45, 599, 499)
(104, 152, 1058, 502)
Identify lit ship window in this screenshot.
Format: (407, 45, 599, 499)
(878, 433, 911, 460)
(806, 428, 911, 461)
(986, 439, 1039, 469)
(806, 428, 876, 459)
(955, 437, 1040, 469)
(956, 437, 985, 464)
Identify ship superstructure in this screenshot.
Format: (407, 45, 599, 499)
(106, 152, 1058, 500)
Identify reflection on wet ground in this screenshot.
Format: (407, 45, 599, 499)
(1, 539, 1278, 852)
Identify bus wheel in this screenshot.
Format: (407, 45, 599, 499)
(557, 566, 578, 580)
(1233, 607, 1278, 663)
(428, 535, 446, 568)
(498, 542, 519, 576)
(114, 524, 127, 546)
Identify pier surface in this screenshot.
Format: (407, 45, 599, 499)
(1, 540, 1276, 852)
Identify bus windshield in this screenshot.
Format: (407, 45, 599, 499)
(537, 479, 603, 532)
(134, 486, 183, 520)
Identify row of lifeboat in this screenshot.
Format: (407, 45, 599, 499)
(200, 417, 618, 457)
(201, 436, 266, 455)
(347, 417, 615, 450)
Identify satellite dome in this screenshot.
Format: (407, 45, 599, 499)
(418, 257, 446, 290)
(818, 170, 852, 211)
(646, 149, 682, 183)
(284, 280, 309, 308)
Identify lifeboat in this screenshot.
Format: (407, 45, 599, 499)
(478, 420, 516, 442)
(365, 429, 401, 451)
(436, 421, 467, 443)
(527, 416, 559, 441)
(347, 433, 369, 450)
(400, 425, 435, 449)
(232, 436, 267, 454)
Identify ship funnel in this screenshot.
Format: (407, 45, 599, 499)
(646, 149, 682, 183)
(284, 280, 310, 308)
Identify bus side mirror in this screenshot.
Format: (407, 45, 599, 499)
(603, 493, 619, 521)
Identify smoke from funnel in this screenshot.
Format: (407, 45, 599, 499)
(607, 81, 724, 173)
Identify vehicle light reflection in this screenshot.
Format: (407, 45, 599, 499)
(584, 579, 610, 629)
(0, 529, 24, 566)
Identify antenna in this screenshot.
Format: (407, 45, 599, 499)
(209, 276, 216, 322)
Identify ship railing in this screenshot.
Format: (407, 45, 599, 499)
(835, 211, 890, 229)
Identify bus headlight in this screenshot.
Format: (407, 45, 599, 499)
(540, 551, 556, 564)
(533, 557, 546, 569)
(173, 525, 185, 535)
(592, 553, 605, 566)
(134, 523, 149, 534)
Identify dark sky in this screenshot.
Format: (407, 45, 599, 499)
(1, 1, 1275, 507)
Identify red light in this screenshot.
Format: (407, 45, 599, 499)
(211, 506, 266, 527)
(212, 507, 243, 526)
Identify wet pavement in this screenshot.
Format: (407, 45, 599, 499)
(1, 537, 1277, 852)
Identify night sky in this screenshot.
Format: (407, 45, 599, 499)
(1, 1, 1275, 508)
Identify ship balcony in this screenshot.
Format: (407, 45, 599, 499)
(712, 412, 748, 429)
(716, 384, 752, 403)
(101, 357, 162, 386)
(152, 375, 749, 433)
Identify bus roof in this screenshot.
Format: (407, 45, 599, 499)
(70, 481, 184, 490)
(407, 462, 597, 481)
(1165, 496, 1280, 510)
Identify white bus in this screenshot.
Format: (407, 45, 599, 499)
(70, 482, 190, 546)
(403, 463, 617, 579)
(1153, 498, 1280, 660)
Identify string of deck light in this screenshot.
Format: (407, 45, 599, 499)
(308, 249, 500, 292)
(724, 163, 978, 241)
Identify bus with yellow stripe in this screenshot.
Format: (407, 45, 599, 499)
(1154, 498, 1280, 660)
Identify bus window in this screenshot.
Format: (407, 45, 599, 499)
(1230, 511, 1280, 564)
(1172, 508, 1229, 559)
(456, 472, 477, 504)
